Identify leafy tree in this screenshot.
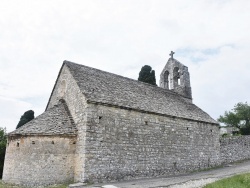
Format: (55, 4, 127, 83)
(218, 102, 250, 135)
(0, 127, 7, 178)
(16, 110, 34, 129)
(138, 65, 157, 85)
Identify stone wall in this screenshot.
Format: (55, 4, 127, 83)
(220, 136, 250, 164)
(3, 135, 76, 187)
(47, 65, 88, 182)
(83, 103, 220, 183)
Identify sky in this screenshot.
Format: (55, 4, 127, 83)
(1, 0, 250, 132)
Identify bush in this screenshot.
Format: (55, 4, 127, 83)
(0, 128, 7, 178)
(16, 110, 34, 129)
(138, 65, 157, 85)
(240, 127, 250, 135)
(222, 133, 229, 137)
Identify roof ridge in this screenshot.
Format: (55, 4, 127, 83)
(64, 60, 186, 98)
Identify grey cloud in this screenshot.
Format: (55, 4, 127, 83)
(1, 0, 250, 132)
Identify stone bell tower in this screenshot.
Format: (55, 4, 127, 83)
(160, 51, 192, 100)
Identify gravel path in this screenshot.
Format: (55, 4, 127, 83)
(87, 160, 250, 188)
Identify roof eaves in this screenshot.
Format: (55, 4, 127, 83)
(8, 133, 77, 137)
(86, 99, 219, 126)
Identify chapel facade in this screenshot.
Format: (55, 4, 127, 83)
(3, 56, 220, 186)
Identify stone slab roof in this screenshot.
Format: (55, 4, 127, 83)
(9, 100, 77, 136)
(64, 61, 218, 124)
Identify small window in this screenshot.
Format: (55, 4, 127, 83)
(99, 116, 102, 120)
(17, 142, 19, 147)
(187, 127, 189, 130)
(173, 67, 181, 86)
(164, 71, 170, 89)
(145, 121, 148, 125)
(32, 141, 35, 144)
(178, 77, 181, 85)
(177, 69, 181, 85)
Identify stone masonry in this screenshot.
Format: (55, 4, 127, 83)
(3, 100, 78, 186)
(3, 135, 76, 187)
(220, 136, 250, 164)
(83, 104, 220, 182)
(160, 58, 192, 100)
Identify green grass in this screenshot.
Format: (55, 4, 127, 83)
(47, 185, 68, 188)
(0, 180, 68, 188)
(204, 173, 250, 188)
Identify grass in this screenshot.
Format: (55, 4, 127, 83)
(203, 173, 250, 188)
(47, 185, 68, 188)
(0, 180, 68, 188)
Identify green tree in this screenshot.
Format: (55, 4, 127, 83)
(138, 65, 157, 85)
(16, 110, 34, 129)
(218, 102, 250, 135)
(0, 127, 7, 178)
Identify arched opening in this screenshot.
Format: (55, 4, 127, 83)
(173, 67, 180, 87)
(163, 71, 169, 89)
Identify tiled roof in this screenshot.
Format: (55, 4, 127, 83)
(9, 100, 77, 136)
(64, 61, 218, 124)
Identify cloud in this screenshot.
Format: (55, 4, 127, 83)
(187, 45, 250, 119)
(1, 0, 250, 132)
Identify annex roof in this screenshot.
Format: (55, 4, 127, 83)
(9, 100, 77, 136)
(63, 61, 218, 124)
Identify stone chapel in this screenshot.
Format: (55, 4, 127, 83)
(3, 56, 220, 187)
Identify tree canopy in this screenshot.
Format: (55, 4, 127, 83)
(0, 127, 7, 178)
(218, 102, 250, 135)
(16, 110, 34, 129)
(138, 65, 157, 86)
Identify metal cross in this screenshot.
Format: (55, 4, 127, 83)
(169, 51, 175, 59)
